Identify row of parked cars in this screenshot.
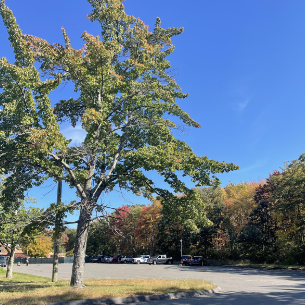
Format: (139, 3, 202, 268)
(91, 254, 207, 266)
(91, 254, 174, 264)
(180, 255, 207, 266)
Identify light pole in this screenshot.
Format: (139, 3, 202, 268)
(180, 239, 182, 258)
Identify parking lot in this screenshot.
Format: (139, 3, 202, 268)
(12, 263, 305, 296)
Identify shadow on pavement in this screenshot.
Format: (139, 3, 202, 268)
(166, 265, 305, 281)
(5, 290, 305, 305)
(127, 290, 305, 305)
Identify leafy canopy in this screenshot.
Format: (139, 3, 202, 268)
(0, 0, 238, 227)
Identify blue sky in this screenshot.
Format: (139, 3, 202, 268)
(1, 0, 305, 226)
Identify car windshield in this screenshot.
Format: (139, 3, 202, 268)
(182, 256, 191, 259)
(153, 255, 159, 258)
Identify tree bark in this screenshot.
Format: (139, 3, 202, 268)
(6, 246, 16, 279)
(52, 179, 62, 282)
(52, 239, 59, 282)
(70, 201, 93, 288)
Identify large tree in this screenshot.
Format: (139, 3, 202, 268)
(270, 156, 305, 263)
(0, 0, 238, 287)
(135, 200, 162, 255)
(222, 181, 260, 251)
(194, 186, 226, 258)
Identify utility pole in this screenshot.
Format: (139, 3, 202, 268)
(180, 239, 182, 258)
(52, 180, 62, 282)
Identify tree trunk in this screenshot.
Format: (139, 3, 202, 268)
(52, 179, 62, 282)
(52, 239, 59, 282)
(6, 247, 16, 279)
(70, 202, 93, 288)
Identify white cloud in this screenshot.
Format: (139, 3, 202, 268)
(237, 98, 251, 111)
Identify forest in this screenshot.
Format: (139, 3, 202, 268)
(64, 154, 305, 265)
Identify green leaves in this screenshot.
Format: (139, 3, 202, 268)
(0, 0, 239, 230)
(0, 0, 34, 67)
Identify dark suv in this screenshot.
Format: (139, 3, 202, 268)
(92, 255, 104, 263)
(191, 256, 207, 266)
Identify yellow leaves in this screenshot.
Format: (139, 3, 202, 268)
(27, 126, 67, 153)
(81, 108, 103, 125)
(25, 234, 52, 258)
(222, 181, 263, 231)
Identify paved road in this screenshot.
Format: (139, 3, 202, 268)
(12, 264, 305, 304)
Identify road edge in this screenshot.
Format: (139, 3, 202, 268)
(49, 286, 222, 305)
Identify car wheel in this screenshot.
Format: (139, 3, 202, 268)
(124, 260, 127, 264)
(137, 260, 140, 264)
(168, 261, 172, 265)
(153, 261, 157, 265)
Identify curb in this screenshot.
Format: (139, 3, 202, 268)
(49, 286, 222, 305)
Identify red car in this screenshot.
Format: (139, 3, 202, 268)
(112, 254, 123, 263)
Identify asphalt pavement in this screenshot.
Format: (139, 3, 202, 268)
(12, 263, 305, 304)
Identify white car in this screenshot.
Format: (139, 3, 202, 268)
(120, 256, 134, 263)
(133, 255, 150, 264)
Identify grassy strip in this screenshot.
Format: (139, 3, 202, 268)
(0, 268, 216, 305)
(208, 260, 305, 270)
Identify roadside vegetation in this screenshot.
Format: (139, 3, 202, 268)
(0, 268, 216, 305)
(206, 260, 305, 270)
(79, 155, 305, 267)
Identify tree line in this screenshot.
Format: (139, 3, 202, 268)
(74, 154, 305, 265)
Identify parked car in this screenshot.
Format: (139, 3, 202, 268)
(92, 255, 104, 263)
(120, 255, 134, 263)
(0, 256, 7, 267)
(104, 255, 113, 263)
(181, 255, 192, 266)
(147, 255, 173, 265)
(112, 254, 123, 263)
(190, 256, 207, 266)
(133, 255, 150, 264)
(91, 256, 99, 263)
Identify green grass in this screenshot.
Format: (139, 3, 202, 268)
(0, 268, 216, 305)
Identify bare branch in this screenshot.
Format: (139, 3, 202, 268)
(48, 152, 86, 198)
